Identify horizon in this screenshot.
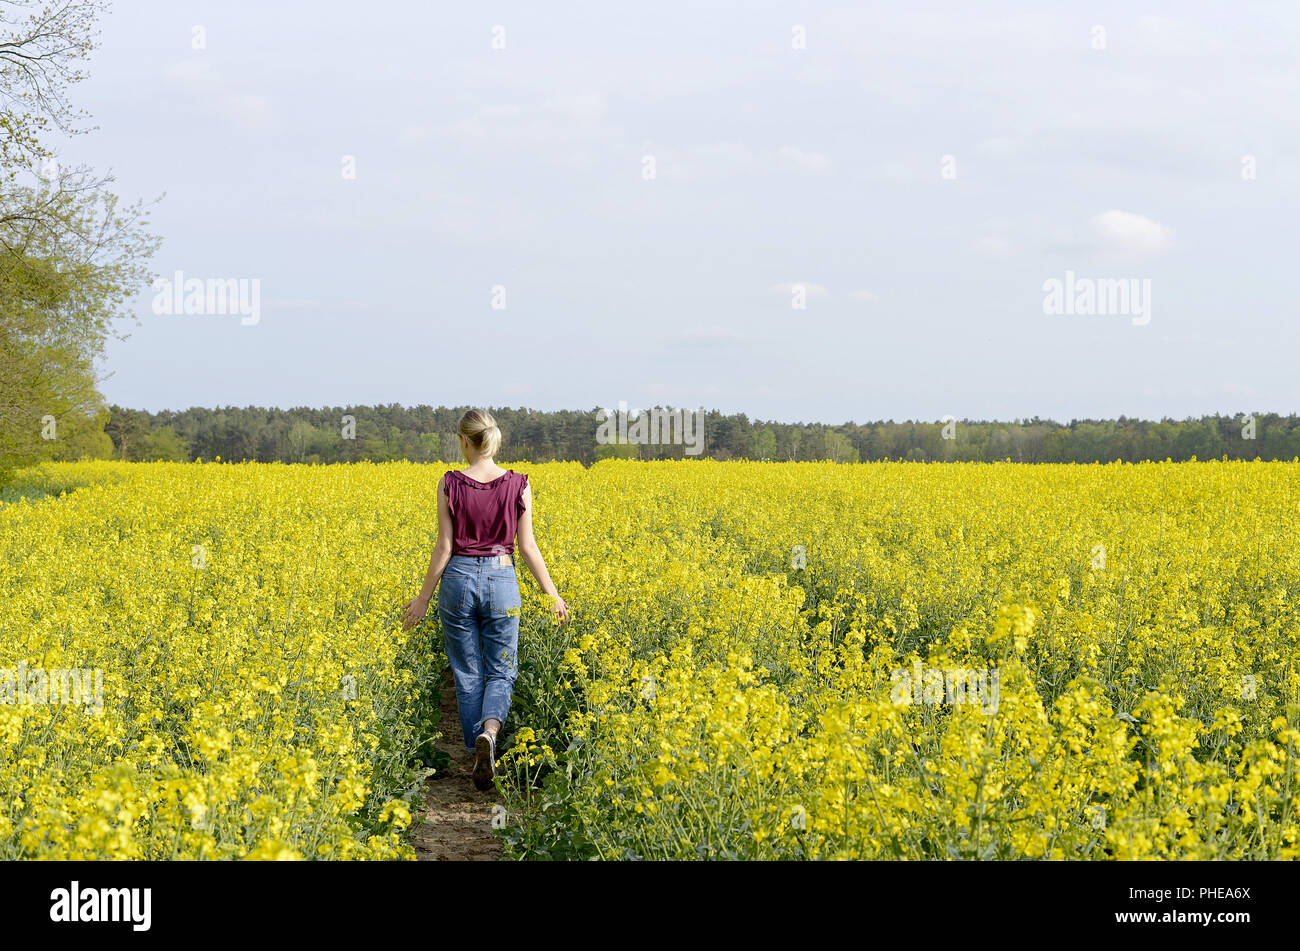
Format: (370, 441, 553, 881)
(109, 400, 1292, 429)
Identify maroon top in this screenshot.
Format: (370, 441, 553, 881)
(443, 469, 529, 556)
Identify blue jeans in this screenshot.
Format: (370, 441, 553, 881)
(437, 554, 521, 753)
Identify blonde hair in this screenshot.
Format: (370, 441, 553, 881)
(457, 408, 502, 459)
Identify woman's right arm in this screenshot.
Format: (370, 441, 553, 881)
(515, 482, 570, 624)
(402, 475, 454, 631)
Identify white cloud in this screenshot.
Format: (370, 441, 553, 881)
(648, 141, 753, 181)
(215, 93, 274, 132)
(777, 146, 831, 172)
(975, 137, 1019, 159)
(397, 123, 434, 144)
(665, 327, 749, 350)
(1134, 15, 1223, 57)
(264, 299, 376, 313)
(166, 60, 216, 86)
(877, 160, 916, 183)
(661, 143, 832, 181)
(480, 104, 524, 120)
(1090, 210, 1172, 254)
(975, 236, 1012, 257)
(165, 60, 274, 132)
(424, 95, 615, 151)
(691, 141, 757, 165)
(849, 289, 879, 302)
(545, 92, 605, 121)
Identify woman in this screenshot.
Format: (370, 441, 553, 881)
(401, 409, 570, 790)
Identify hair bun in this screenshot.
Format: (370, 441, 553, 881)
(457, 408, 502, 458)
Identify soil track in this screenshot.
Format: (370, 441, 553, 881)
(412, 667, 504, 861)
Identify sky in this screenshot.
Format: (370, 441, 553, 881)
(59, 0, 1300, 424)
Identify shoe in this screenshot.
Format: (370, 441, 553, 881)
(472, 732, 496, 790)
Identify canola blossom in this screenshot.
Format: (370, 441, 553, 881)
(2, 458, 1298, 860)
(1, 460, 440, 859)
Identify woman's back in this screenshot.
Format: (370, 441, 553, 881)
(402, 407, 568, 790)
(444, 468, 529, 557)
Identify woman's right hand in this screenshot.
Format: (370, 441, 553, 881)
(550, 595, 571, 624)
(401, 594, 430, 631)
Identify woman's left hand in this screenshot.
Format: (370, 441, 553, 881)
(401, 594, 430, 631)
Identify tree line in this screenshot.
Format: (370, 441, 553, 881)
(87, 405, 1300, 465)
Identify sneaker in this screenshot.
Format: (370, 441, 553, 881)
(472, 732, 496, 790)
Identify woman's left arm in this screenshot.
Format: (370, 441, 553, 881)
(402, 475, 454, 631)
(515, 482, 570, 624)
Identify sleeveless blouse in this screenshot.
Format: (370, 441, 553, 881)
(443, 469, 529, 556)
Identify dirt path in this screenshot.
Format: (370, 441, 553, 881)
(412, 667, 504, 861)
